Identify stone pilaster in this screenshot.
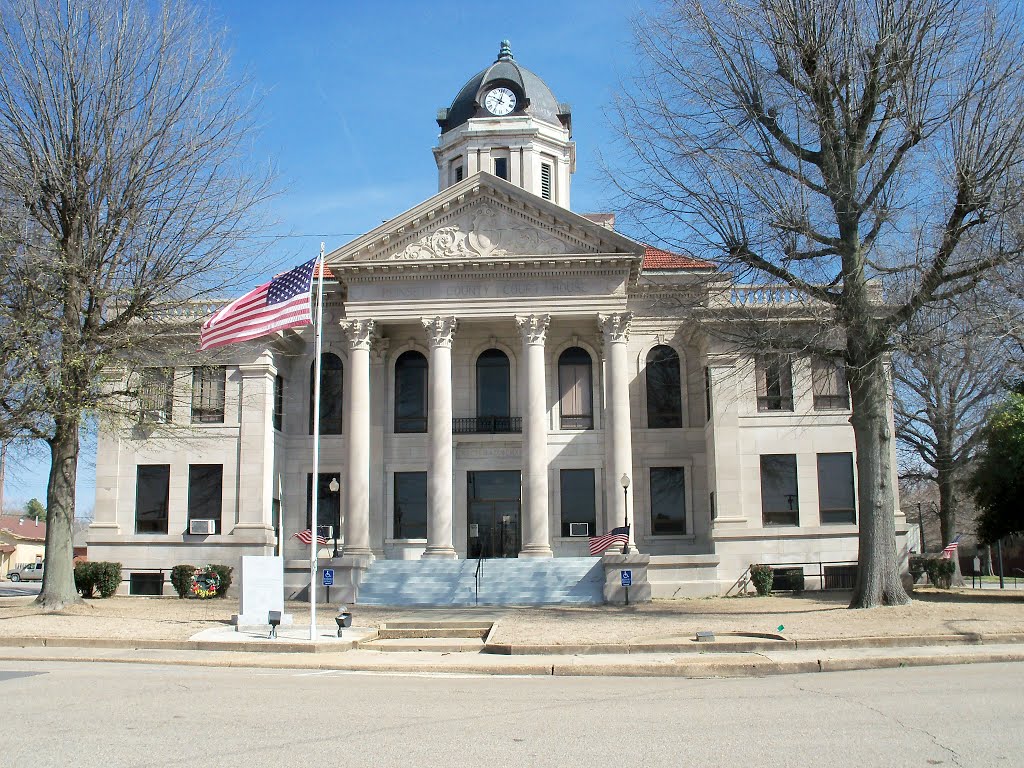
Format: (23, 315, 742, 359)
(516, 314, 553, 557)
(234, 360, 277, 543)
(599, 312, 636, 552)
(339, 319, 375, 558)
(421, 316, 458, 559)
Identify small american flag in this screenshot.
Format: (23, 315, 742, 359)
(291, 529, 329, 547)
(199, 258, 318, 350)
(940, 535, 961, 559)
(589, 526, 630, 556)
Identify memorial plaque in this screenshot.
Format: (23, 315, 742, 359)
(232, 556, 292, 628)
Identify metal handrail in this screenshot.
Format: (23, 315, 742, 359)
(738, 559, 859, 591)
(474, 556, 483, 606)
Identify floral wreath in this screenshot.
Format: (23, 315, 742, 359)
(189, 566, 221, 599)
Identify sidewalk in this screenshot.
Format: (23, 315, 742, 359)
(2, 588, 1024, 678)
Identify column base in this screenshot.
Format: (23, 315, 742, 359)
(340, 546, 375, 560)
(518, 545, 553, 558)
(421, 546, 458, 560)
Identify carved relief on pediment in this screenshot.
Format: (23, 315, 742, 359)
(388, 203, 575, 260)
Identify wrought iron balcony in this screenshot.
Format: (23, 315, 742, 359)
(453, 416, 522, 434)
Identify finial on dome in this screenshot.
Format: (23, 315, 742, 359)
(497, 40, 513, 61)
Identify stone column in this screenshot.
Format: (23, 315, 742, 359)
(234, 359, 277, 546)
(599, 312, 636, 552)
(516, 314, 553, 558)
(339, 319, 375, 558)
(421, 316, 458, 559)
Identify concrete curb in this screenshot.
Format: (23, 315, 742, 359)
(0, 634, 373, 654)
(482, 632, 1024, 655)
(0, 646, 1022, 678)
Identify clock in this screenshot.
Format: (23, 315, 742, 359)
(484, 87, 517, 116)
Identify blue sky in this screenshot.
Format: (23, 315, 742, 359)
(3, 0, 656, 513)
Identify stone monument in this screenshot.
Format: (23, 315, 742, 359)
(231, 555, 294, 629)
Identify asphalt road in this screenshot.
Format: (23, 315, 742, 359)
(2, 660, 1019, 767)
(0, 581, 40, 597)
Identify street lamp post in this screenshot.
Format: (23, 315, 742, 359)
(329, 477, 341, 558)
(620, 474, 630, 555)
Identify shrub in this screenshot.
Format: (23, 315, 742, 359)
(777, 568, 805, 593)
(749, 563, 774, 596)
(74, 561, 97, 598)
(208, 564, 233, 598)
(924, 557, 956, 589)
(908, 555, 927, 583)
(74, 561, 122, 598)
(170, 564, 196, 599)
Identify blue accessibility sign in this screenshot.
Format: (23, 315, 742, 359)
(322, 568, 334, 587)
(620, 569, 632, 587)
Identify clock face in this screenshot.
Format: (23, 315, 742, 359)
(484, 87, 517, 116)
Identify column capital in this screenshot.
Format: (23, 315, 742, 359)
(370, 335, 391, 363)
(421, 316, 458, 348)
(515, 314, 550, 345)
(598, 312, 633, 344)
(339, 318, 376, 351)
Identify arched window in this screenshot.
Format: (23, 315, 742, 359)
(646, 345, 683, 428)
(395, 351, 428, 433)
(309, 353, 343, 435)
(558, 347, 593, 430)
(476, 349, 510, 419)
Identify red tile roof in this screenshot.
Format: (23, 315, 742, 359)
(642, 245, 716, 271)
(313, 262, 335, 280)
(0, 515, 46, 542)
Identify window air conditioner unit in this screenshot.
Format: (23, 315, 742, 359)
(569, 522, 590, 537)
(189, 519, 216, 535)
(141, 408, 168, 423)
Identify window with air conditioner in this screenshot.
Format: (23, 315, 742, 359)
(560, 468, 596, 537)
(139, 367, 173, 423)
(187, 464, 223, 535)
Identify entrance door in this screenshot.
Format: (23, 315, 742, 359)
(467, 470, 521, 558)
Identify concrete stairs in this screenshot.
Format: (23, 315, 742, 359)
(360, 619, 493, 652)
(355, 557, 604, 607)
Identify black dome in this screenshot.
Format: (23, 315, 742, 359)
(437, 41, 571, 135)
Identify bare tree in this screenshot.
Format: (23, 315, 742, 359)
(894, 304, 1011, 583)
(611, 0, 1024, 606)
(0, 0, 273, 609)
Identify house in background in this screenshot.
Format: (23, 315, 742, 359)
(0, 515, 45, 578)
(87, 42, 910, 601)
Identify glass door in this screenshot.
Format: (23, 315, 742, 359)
(467, 471, 521, 558)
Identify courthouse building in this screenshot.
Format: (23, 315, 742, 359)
(87, 42, 909, 600)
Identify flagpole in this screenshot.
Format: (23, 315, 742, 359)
(309, 243, 326, 641)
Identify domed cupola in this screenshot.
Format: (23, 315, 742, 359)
(433, 41, 576, 208)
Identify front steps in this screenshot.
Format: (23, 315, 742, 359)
(355, 557, 604, 607)
(360, 619, 493, 652)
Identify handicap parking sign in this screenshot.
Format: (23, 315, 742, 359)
(621, 569, 632, 587)
(322, 568, 334, 586)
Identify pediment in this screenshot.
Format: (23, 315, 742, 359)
(330, 173, 641, 264)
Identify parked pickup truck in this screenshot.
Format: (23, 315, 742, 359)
(7, 562, 44, 582)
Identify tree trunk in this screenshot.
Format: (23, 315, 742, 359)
(848, 351, 912, 607)
(35, 413, 83, 610)
(936, 455, 965, 586)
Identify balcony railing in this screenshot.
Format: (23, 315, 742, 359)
(453, 416, 522, 434)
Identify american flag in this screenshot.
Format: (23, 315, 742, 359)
(940, 535, 961, 559)
(589, 526, 630, 556)
(291, 529, 329, 547)
(199, 258, 318, 350)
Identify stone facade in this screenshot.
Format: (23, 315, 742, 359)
(87, 43, 910, 598)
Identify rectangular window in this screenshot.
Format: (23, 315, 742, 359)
(817, 452, 856, 524)
(273, 374, 284, 431)
(812, 356, 850, 410)
(493, 157, 508, 180)
(129, 573, 163, 596)
(756, 355, 794, 411)
(187, 464, 223, 534)
(191, 366, 226, 423)
(760, 454, 799, 526)
(541, 163, 552, 200)
(394, 472, 428, 539)
(559, 469, 596, 537)
(306, 473, 341, 540)
(139, 367, 174, 423)
(455, 165, 464, 182)
(135, 465, 170, 534)
(650, 467, 686, 535)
